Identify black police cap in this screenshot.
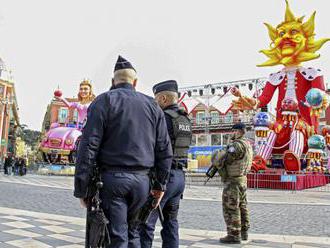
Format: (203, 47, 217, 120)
(232, 123, 246, 130)
(152, 80, 178, 95)
(114, 55, 136, 72)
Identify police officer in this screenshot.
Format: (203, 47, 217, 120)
(219, 123, 252, 244)
(139, 80, 192, 248)
(74, 56, 173, 248)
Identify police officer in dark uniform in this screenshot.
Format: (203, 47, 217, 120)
(140, 80, 192, 248)
(74, 56, 173, 248)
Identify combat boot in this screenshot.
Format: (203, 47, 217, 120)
(219, 235, 241, 244)
(241, 231, 248, 241)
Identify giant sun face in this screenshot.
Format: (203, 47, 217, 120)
(258, 0, 329, 67)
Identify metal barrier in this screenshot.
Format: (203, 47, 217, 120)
(26, 165, 330, 192)
(185, 172, 330, 192)
(28, 163, 75, 176)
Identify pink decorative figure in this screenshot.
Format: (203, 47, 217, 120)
(40, 79, 96, 164)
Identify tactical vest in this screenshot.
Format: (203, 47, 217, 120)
(164, 109, 192, 166)
(226, 138, 253, 177)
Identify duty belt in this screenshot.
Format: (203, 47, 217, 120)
(101, 165, 150, 174)
(171, 160, 186, 170)
(171, 164, 183, 170)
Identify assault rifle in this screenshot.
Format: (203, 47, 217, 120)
(204, 149, 228, 185)
(204, 165, 219, 185)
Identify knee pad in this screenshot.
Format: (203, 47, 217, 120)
(163, 203, 179, 220)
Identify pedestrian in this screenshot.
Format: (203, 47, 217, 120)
(19, 158, 26, 176)
(74, 55, 173, 248)
(5, 155, 14, 175)
(4, 155, 12, 175)
(14, 157, 20, 176)
(139, 80, 192, 248)
(215, 123, 253, 244)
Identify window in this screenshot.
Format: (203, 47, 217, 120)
(73, 109, 78, 123)
(222, 133, 232, 145)
(224, 111, 233, 123)
(191, 135, 197, 146)
(196, 111, 205, 125)
(211, 134, 221, 145)
(197, 134, 208, 146)
(320, 110, 326, 118)
(210, 111, 219, 124)
(58, 107, 68, 123)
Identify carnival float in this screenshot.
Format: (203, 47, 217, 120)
(39, 79, 95, 164)
(231, 0, 330, 175)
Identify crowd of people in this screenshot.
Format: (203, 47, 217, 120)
(3, 155, 27, 176)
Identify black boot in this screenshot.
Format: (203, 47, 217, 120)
(219, 235, 241, 244)
(241, 231, 248, 241)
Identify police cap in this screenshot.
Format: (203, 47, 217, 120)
(114, 55, 136, 72)
(232, 123, 246, 130)
(153, 80, 178, 95)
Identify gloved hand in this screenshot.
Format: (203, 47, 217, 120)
(231, 87, 258, 110)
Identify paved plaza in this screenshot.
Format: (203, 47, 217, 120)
(0, 174, 329, 247)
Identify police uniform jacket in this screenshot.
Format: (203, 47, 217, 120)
(163, 104, 192, 168)
(74, 83, 173, 198)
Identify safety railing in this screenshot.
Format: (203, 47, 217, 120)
(185, 172, 330, 192)
(190, 115, 254, 130)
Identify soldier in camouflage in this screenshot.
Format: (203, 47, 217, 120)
(218, 123, 253, 244)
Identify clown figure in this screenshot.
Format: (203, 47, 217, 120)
(253, 112, 271, 151)
(321, 126, 330, 173)
(281, 98, 298, 128)
(306, 135, 326, 173)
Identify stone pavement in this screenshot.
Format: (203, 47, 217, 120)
(1, 174, 330, 247)
(0, 207, 329, 248)
(184, 185, 330, 205)
(0, 174, 73, 189)
(1, 174, 330, 205)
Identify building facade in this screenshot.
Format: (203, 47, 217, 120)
(42, 98, 79, 133)
(0, 58, 20, 161)
(179, 78, 268, 146)
(188, 104, 255, 146)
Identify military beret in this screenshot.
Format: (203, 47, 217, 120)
(114, 55, 136, 72)
(152, 80, 178, 95)
(232, 123, 246, 130)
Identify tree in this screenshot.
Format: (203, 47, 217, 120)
(17, 125, 42, 150)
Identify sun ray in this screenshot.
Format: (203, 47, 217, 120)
(264, 23, 277, 42)
(257, 58, 281, 67)
(296, 52, 320, 62)
(285, 0, 296, 22)
(307, 38, 330, 53)
(302, 11, 316, 37)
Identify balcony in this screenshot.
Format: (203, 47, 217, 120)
(191, 113, 254, 131)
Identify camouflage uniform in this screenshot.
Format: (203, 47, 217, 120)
(222, 136, 253, 239)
